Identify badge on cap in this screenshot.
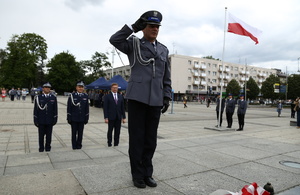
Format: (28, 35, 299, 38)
(43, 82, 51, 88)
(77, 81, 85, 86)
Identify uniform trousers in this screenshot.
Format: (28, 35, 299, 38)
(238, 114, 245, 127)
(38, 124, 53, 151)
(226, 112, 234, 127)
(71, 122, 84, 149)
(297, 110, 300, 126)
(216, 111, 223, 126)
(107, 119, 121, 146)
(128, 100, 161, 180)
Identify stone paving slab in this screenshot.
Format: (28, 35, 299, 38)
(0, 170, 85, 195)
(217, 161, 300, 192)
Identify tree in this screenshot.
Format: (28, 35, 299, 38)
(226, 79, 240, 96)
(80, 52, 111, 82)
(47, 51, 84, 93)
(245, 76, 259, 100)
(261, 74, 280, 100)
(287, 74, 300, 99)
(0, 33, 47, 88)
(203, 55, 220, 61)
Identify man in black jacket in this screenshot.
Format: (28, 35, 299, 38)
(103, 83, 126, 147)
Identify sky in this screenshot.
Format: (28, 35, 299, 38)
(1, 0, 300, 74)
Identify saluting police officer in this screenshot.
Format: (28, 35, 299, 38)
(67, 81, 89, 150)
(33, 82, 58, 152)
(226, 93, 235, 128)
(110, 10, 172, 188)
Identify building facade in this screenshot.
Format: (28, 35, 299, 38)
(104, 54, 278, 101)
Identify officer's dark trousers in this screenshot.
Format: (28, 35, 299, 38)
(71, 122, 84, 149)
(297, 111, 300, 126)
(128, 100, 161, 180)
(10, 95, 15, 101)
(107, 119, 121, 146)
(38, 125, 53, 151)
(216, 111, 223, 126)
(238, 114, 245, 128)
(226, 112, 234, 127)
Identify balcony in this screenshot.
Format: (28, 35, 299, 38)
(258, 79, 263, 83)
(200, 73, 206, 77)
(193, 72, 199, 76)
(200, 64, 206, 69)
(200, 81, 207, 85)
(194, 64, 200, 69)
(224, 68, 230, 72)
(218, 83, 228, 87)
(193, 80, 200, 85)
(240, 71, 246, 75)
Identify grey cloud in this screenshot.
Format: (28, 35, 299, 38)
(64, 0, 105, 11)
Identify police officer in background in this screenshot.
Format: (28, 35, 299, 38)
(237, 94, 247, 131)
(226, 93, 235, 128)
(67, 81, 89, 150)
(34, 82, 58, 152)
(110, 10, 172, 188)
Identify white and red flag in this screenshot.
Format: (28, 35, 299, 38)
(227, 13, 262, 44)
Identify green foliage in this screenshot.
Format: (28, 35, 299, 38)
(47, 51, 84, 93)
(79, 52, 111, 82)
(0, 33, 47, 88)
(203, 55, 220, 61)
(261, 74, 280, 100)
(287, 74, 300, 99)
(226, 79, 240, 95)
(245, 76, 259, 100)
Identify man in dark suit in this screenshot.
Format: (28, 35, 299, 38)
(216, 93, 225, 127)
(34, 82, 58, 152)
(226, 93, 235, 128)
(103, 83, 126, 147)
(110, 10, 172, 188)
(67, 81, 89, 149)
(237, 94, 247, 131)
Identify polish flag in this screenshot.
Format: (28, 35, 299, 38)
(227, 13, 262, 44)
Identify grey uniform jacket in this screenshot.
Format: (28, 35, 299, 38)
(226, 99, 236, 113)
(237, 99, 247, 115)
(109, 25, 172, 106)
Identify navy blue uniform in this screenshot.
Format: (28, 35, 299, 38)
(237, 99, 247, 130)
(67, 92, 89, 149)
(226, 98, 236, 128)
(33, 94, 58, 152)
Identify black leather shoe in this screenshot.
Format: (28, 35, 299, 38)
(236, 128, 243, 131)
(144, 177, 157, 187)
(133, 179, 146, 188)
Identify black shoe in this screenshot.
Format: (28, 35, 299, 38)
(133, 179, 146, 188)
(108, 144, 112, 147)
(226, 126, 231, 128)
(144, 177, 157, 187)
(236, 128, 243, 131)
(39, 149, 44, 152)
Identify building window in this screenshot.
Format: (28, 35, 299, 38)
(231, 73, 233, 77)
(235, 74, 238, 78)
(208, 71, 211, 75)
(213, 71, 217, 76)
(188, 85, 191, 89)
(213, 64, 217, 68)
(231, 66, 233, 70)
(235, 67, 238, 71)
(208, 63, 211, 67)
(212, 79, 217, 83)
(194, 61, 199, 65)
(188, 60, 192, 65)
(188, 77, 191, 81)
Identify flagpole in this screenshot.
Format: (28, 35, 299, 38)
(218, 7, 227, 128)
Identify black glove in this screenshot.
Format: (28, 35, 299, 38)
(131, 17, 147, 33)
(84, 121, 88, 125)
(34, 123, 39, 128)
(67, 120, 71, 125)
(161, 98, 170, 114)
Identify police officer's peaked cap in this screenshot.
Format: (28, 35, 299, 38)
(141, 10, 162, 25)
(76, 81, 85, 86)
(240, 94, 245, 97)
(43, 82, 51, 88)
(228, 93, 232, 96)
